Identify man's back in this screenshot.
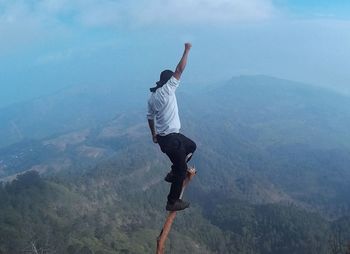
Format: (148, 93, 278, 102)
(147, 76, 181, 136)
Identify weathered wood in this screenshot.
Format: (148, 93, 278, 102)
(156, 167, 196, 254)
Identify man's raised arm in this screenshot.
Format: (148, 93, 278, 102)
(173, 43, 192, 80)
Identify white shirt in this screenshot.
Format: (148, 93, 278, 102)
(147, 76, 181, 136)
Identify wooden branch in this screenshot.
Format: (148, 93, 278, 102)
(156, 167, 196, 254)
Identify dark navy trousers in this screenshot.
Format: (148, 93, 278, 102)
(157, 133, 196, 203)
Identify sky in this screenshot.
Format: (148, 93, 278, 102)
(1, 0, 350, 108)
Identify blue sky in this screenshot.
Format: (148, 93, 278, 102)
(275, 0, 350, 16)
(1, 0, 350, 108)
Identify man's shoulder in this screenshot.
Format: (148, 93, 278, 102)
(167, 76, 180, 85)
(160, 76, 180, 94)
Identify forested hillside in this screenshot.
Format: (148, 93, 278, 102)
(1, 75, 350, 253)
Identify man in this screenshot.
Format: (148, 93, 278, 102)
(147, 43, 196, 211)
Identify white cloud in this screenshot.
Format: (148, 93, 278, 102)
(132, 0, 276, 26)
(77, 1, 124, 28)
(0, 2, 44, 54)
(0, 0, 277, 29)
(0, 0, 277, 53)
(74, 0, 277, 28)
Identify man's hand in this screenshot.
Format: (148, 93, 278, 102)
(185, 43, 192, 51)
(152, 134, 158, 144)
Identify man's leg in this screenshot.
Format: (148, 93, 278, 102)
(159, 134, 191, 211)
(179, 133, 197, 162)
(166, 148, 188, 204)
(164, 134, 196, 183)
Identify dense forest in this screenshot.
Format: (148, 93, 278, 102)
(1, 167, 350, 253)
(1, 76, 350, 253)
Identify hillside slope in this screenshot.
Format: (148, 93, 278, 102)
(1, 75, 350, 253)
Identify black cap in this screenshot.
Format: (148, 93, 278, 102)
(150, 70, 174, 92)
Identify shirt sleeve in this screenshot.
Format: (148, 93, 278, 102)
(147, 100, 156, 120)
(158, 76, 180, 97)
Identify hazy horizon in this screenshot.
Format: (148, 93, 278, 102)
(1, 0, 350, 108)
